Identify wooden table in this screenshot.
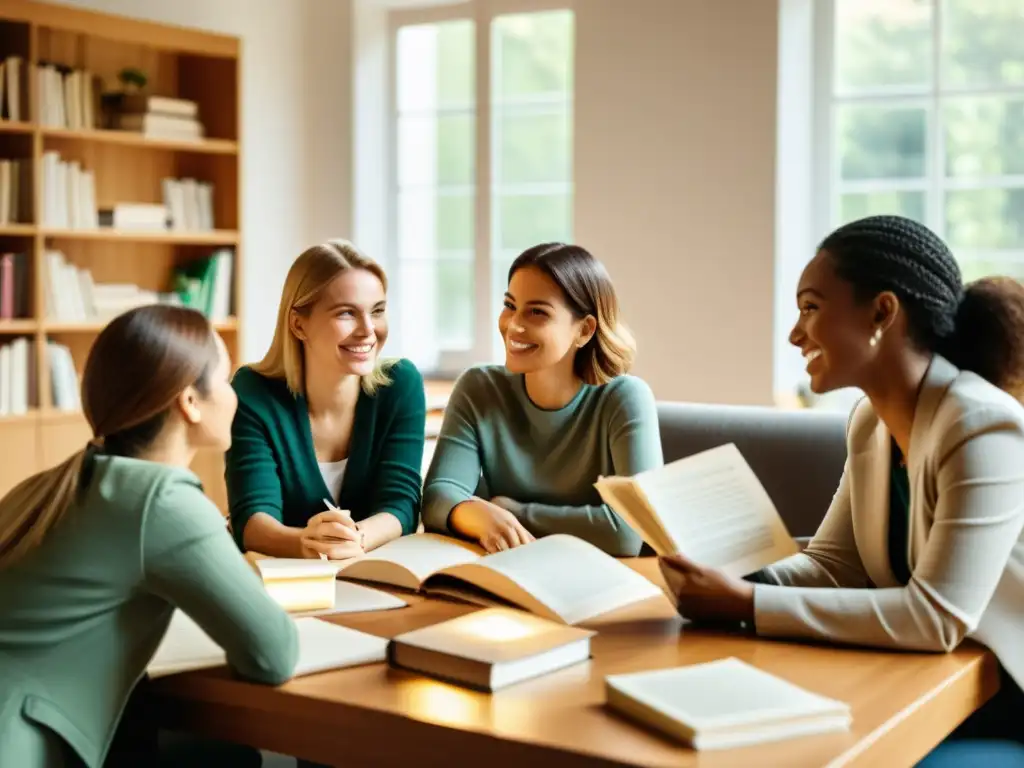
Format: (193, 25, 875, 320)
(148, 561, 999, 768)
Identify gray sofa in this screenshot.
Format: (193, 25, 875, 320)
(657, 402, 849, 538)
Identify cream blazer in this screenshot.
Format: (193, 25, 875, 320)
(754, 355, 1024, 690)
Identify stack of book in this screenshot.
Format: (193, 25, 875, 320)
(40, 151, 98, 229)
(0, 337, 34, 416)
(113, 94, 203, 141)
(36, 63, 98, 130)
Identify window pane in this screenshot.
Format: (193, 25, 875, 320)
(945, 188, 1024, 249)
(942, 0, 1024, 88)
(397, 20, 474, 111)
(495, 108, 571, 185)
(398, 114, 474, 187)
(493, 11, 573, 102)
(837, 105, 927, 180)
(839, 190, 926, 224)
(957, 252, 1024, 282)
(497, 193, 571, 251)
(834, 0, 932, 92)
(398, 258, 474, 356)
(398, 191, 474, 258)
(944, 96, 1024, 177)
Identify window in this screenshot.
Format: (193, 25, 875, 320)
(823, 0, 1024, 282)
(391, 3, 574, 373)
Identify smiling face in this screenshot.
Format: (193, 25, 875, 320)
(292, 268, 388, 378)
(498, 265, 595, 375)
(790, 249, 886, 394)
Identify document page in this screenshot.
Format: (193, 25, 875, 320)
(633, 444, 798, 576)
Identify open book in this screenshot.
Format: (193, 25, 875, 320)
(337, 533, 663, 626)
(147, 610, 388, 679)
(595, 444, 799, 577)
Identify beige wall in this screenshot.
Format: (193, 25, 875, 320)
(574, 0, 779, 405)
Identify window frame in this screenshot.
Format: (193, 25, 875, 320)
(815, 0, 1024, 275)
(387, 0, 575, 377)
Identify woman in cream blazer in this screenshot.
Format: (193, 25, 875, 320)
(660, 216, 1024, 765)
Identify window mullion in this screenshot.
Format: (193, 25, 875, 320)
(473, 0, 493, 364)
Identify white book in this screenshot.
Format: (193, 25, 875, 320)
(0, 344, 10, 416)
(147, 611, 389, 680)
(605, 657, 852, 751)
(9, 337, 27, 415)
(595, 443, 799, 578)
(336, 533, 665, 626)
(5, 57, 20, 122)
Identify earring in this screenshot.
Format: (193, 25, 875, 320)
(869, 327, 882, 347)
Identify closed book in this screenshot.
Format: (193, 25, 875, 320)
(389, 607, 594, 691)
(604, 657, 851, 751)
(253, 558, 342, 612)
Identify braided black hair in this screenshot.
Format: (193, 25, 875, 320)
(820, 215, 1024, 397)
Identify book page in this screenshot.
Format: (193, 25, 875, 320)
(631, 444, 799, 576)
(291, 618, 389, 675)
(294, 581, 408, 616)
(431, 534, 663, 625)
(339, 533, 485, 590)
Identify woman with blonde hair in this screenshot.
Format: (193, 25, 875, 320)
(227, 239, 425, 560)
(0, 305, 297, 767)
(422, 242, 662, 556)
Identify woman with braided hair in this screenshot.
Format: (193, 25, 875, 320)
(658, 215, 1024, 765)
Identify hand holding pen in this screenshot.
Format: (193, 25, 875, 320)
(298, 499, 364, 561)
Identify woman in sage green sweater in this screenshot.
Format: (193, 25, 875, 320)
(0, 306, 298, 768)
(422, 243, 663, 557)
(226, 240, 425, 562)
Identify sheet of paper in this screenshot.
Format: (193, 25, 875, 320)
(294, 580, 408, 616)
(632, 444, 799, 576)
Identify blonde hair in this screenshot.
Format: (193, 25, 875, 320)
(508, 243, 636, 385)
(252, 239, 394, 396)
(0, 306, 219, 570)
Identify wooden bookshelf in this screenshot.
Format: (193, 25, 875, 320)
(0, 0, 242, 512)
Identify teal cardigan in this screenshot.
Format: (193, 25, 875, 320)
(226, 358, 426, 546)
(0, 456, 297, 768)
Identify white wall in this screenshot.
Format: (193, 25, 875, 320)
(574, 0, 780, 405)
(52, 0, 313, 363)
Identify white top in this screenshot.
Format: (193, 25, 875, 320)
(318, 458, 348, 504)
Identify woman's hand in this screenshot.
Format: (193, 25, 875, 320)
(449, 498, 535, 553)
(659, 552, 755, 624)
(300, 510, 364, 561)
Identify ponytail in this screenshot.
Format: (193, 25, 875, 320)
(0, 446, 92, 569)
(939, 276, 1024, 399)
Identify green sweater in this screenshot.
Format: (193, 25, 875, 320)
(0, 455, 298, 768)
(422, 365, 663, 556)
(226, 358, 426, 545)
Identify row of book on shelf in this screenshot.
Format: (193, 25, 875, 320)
(46, 248, 234, 323)
(153, 445, 852, 752)
(0, 159, 30, 225)
(41, 150, 216, 231)
(3, 54, 205, 141)
(0, 336, 78, 416)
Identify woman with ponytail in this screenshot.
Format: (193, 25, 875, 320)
(657, 216, 1024, 764)
(0, 305, 298, 768)
(422, 243, 662, 556)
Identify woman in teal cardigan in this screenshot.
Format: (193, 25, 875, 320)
(226, 240, 426, 560)
(0, 305, 298, 768)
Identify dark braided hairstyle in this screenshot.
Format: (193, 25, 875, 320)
(820, 215, 1024, 398)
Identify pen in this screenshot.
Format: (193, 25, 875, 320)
(318, 498, 355, 561)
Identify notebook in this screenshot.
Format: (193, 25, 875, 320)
(595, 443, 800, 577)
(336, 533, 664, 626)
(604, 657, 852, 750)
(147, 610, 389, 679)
(389, 607, 594, 691)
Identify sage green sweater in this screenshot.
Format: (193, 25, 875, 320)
(422, 365, 663, 556)
(0, 456, 298, 768)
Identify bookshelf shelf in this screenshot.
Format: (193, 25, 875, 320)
(40, 229, 240, 245)
(41, 127, 239, 155)
(0, 320, 37, 333)
(0, 120, 33, 135)
(0, 224, 37, 236)
(0, 0, 242, 512)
